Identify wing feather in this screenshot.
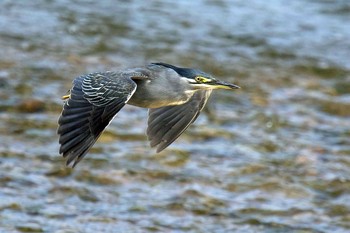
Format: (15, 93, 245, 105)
(147, 90, 212, 152)
(57, 71, 141, 167)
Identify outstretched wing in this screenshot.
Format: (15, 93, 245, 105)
(147, 90, 212, 152)
(58, 71, 140, 167)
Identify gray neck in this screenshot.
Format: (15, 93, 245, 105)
(128, 65, 195, 108)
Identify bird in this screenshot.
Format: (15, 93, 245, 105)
(57, 62, 240, 167)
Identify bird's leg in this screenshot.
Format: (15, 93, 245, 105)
(61, 90, 71, 100)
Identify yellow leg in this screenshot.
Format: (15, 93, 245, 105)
(61, 94, 70, 100)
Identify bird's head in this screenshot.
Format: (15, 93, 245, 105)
(152, 62, 240, 90)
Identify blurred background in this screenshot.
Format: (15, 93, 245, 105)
(0, 0, 349, 232)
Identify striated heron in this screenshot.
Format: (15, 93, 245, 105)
(58, 62, 240, 167)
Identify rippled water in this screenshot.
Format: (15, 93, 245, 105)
(0, 0, 349, 232)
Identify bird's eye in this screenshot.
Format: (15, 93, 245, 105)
(195, 76, 208, 83)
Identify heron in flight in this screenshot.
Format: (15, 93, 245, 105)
(58, 62, 240, 167)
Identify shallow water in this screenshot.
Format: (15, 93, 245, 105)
(0, 0, 349, 232)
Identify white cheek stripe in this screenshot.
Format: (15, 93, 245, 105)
(181, 77, 197, 83)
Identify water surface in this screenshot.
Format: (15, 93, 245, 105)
(0, 0, 349, 232)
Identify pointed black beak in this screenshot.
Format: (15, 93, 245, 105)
(213, 80, 240, 90)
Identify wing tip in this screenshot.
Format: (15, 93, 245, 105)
(156, 147, 164, 153)
(63, 151, 81, 168)
(151, 140, 169, 153)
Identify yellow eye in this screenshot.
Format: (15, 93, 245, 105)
(195, 76, 209, 83)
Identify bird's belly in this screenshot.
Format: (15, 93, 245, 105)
(128, 89, 194, 108)
(127, 95, 190, 108)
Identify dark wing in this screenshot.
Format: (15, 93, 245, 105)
(147, 90, 212, 152)
(58, 71, 141, 167)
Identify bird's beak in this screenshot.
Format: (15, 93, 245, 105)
(212, 80, 240, 90)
